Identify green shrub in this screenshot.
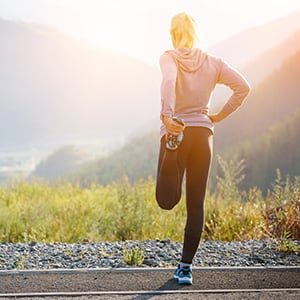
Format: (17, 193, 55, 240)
(0, 160, 298, 243)
(123, 244, 145, 266)
(263, 170, 300, 240)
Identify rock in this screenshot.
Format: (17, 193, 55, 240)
(0, 239, 299, 270)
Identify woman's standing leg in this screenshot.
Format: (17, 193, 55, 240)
(181, 127, 213, 263)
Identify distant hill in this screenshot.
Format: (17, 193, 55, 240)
(70, 130, 160, 186)
(61, 49, 300, 189)
(31, 145, 87, 181)
(1, 12, 300, 150)
(3, 13, 300, 187)
(68, 109, 300, 191)
(208, 14, 300, 113)
(214, 49, 300, 151)
(67, 109, 300, 191)
(231, 108, 300, 192)
(0, 18, 160, 148)
(241, 29, 300, 86)
(209, 11, 300, 67)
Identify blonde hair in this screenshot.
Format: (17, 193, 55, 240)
(170, 12, 198, 49)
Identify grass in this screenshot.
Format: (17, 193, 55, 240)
(275, 231, 299, 253)
(0, 159, 299, 244)
(123, 243, 145, 266)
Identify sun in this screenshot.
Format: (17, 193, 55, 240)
(69, 0, 138, 54)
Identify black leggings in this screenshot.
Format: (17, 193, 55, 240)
(156, 127, 213, 264)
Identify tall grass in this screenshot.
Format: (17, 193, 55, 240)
(0, 160, 299, 243)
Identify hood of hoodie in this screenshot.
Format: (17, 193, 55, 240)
(165, 48, 208, 73)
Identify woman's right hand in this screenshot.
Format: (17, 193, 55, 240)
(208, 114, 219, 123)
(163, 116, 185, 135)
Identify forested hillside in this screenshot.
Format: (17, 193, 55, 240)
(71, 131, 160, 186)
(218, 109, 300, 192)
(214, 49, 300, 151)
(32, 145, 87, 181)
(69, 107, 300, 192)
(241, 29, 300, 86)
(8, 11, 296, 191)
(39, 104, 299, 191)
(32, 48, 300, 191)
(2, 11, 300, 148)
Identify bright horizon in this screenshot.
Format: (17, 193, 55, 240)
(1, 0, 300, 65)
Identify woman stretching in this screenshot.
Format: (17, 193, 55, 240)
(156, 12, 250, 285)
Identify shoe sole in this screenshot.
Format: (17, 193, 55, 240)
(174, 275, 192, 285)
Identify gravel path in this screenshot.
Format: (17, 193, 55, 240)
(0, 239, 299, 270)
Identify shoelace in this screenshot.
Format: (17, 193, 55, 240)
(180, 268, 191, 276)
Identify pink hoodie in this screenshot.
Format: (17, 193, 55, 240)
(159, 48, 250, 137)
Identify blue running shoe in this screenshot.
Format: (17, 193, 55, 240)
(174, 265, 192, 285)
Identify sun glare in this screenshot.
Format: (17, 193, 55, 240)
(2, 0, 299, 65)
(68, 1, 141, 55)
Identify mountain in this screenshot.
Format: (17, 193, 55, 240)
(2, 12, 300, 150)
(0, 18, 160, 148)
(209, 11, 300, 67)
(64, 108, 300, 190)
(31, 145, 87, 181)
(60, 49, 300, 189)
(241, 29, 300, 86)
(2, 13, 300, 186)
(208, 13, 300, 113)
(70, 130, 160, 186)
(213, 49, 300, 151)
(232, 108, 300, 192)
(68, 108, 300, 191)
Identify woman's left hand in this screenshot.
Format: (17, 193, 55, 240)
(163, 116, 185, 135)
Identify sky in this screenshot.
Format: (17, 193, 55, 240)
(1, 0, 300, 65)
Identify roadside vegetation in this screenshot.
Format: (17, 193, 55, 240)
(0, 157, 299, 252)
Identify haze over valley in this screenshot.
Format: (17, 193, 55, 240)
(1, 10, 300, 188)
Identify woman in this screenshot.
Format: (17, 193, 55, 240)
(155, 12, 250, 285)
